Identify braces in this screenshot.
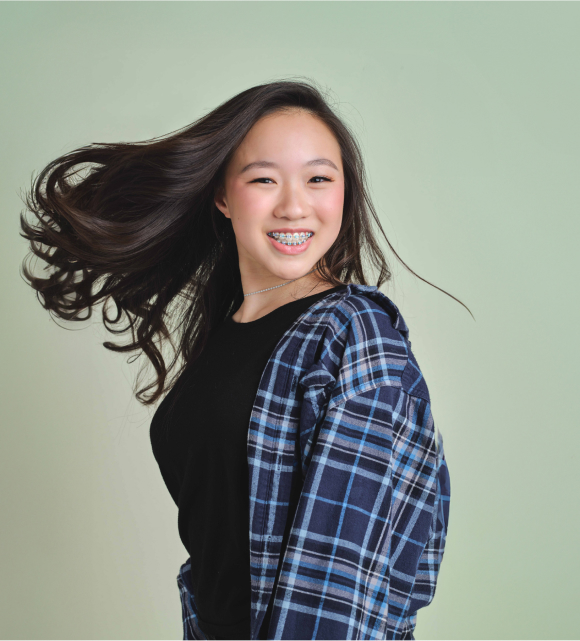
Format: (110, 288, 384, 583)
(267, 231, 314, 246)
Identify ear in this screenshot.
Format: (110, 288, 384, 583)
(214, 186, 230, 219)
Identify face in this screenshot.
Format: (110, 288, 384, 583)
(214, 109, 345, 285)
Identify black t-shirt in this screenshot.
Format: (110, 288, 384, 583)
(150, 285, 347, 640)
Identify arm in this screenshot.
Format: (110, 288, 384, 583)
(267, 384, 445, 640)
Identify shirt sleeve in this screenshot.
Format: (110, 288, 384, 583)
(266, 383, 447, 640)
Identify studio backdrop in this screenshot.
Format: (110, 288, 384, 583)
(1, 2, 578, 640)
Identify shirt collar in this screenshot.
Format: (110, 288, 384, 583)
(344, 283, 410, 340)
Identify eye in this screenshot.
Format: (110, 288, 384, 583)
(249, 176, 332, 184)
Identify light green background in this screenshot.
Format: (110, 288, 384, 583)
(1, 2, 579, 639)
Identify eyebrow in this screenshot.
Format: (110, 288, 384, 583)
(239, 158, 339, 174)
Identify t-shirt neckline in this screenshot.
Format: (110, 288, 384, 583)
(227, 284, 347, 327)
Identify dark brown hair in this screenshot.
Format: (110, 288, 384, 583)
(20, 77, 471, 405)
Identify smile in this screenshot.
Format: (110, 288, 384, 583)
(267, 231, 314, 246)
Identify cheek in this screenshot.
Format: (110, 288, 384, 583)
(317, 187, 344, 227)
(229, 182, 271, 218)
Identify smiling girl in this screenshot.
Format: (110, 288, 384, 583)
(20, 79, 461, 640)
(214, 107, 346, 322)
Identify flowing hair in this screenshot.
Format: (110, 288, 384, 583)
(19, 77, 471, 405)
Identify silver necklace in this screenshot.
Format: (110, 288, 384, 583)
(243, 267, 318, 297)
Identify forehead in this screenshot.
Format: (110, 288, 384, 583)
(232, 109, 341, 164)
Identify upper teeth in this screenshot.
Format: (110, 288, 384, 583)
(268, 231, 313, 245)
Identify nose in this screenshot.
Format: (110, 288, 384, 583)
(273, 181, 309, 220)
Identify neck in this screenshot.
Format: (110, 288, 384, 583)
(233, 273, 336, 324)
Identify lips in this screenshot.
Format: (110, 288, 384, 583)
(266, 231, 314, 255)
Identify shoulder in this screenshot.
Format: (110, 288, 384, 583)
(297, 283, 408, 341)
(297, 284, 430, 405)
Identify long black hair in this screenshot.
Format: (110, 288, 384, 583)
(19, 77, 471, 405)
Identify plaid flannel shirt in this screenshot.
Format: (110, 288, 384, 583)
(177, 283, 450, 640)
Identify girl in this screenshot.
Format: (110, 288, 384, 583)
(20, 79, 460, 640)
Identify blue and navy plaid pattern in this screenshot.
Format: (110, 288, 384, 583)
(178, 284, 450, 640)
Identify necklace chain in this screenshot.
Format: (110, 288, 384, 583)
(243, 268, 318, 297)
